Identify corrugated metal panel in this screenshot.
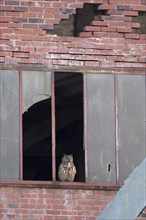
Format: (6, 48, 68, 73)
(86, 74, 116, 184)
(0, 70, 20, 180)
(118, 74, 146, 184)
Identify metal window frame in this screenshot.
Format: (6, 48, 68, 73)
(19, 69, 118, 184)
(1, 64, 144, 188)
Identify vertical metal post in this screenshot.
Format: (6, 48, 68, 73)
(115, 74, 119, 183)
(19, 70, 23, 181)
(51, 71, 56, 182)
(83, 73, 88, 183)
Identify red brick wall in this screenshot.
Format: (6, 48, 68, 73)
(0, 186, 116, 220)
(0, 0, 146, 68)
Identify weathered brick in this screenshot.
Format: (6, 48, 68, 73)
(13, 6, 27, 12)
(22, 12, 38, 18)
(45, 18, 60, 25)
(79, 32, 92, 37)
(107, 10, 123, 15)
(85, 61, 99, 66)
(13, 52, 29, 58)
(117, 5, 133, 11)
(0, 17, 12, 22)
(39, 24, 53, 30)
(52, 59, 68, 65)
(0, 51, 12, 56)
(29, 7, 44, 12)
(124, 11, 138, 16)
(29, 18, 44, 23)
(100, 61, 115, 67)
(91, 21, 108, 26)
(108, 33, 124, 38)
(23, 24, 38, 29)
(102, 27, 117, 32)
(141, 0, 146, 5)
(98, 4, 113, 10)
(140, 34, 146, 39)
(0, 6, 13, 11)
(125, 33, 140, 39)
(60, 8, 76, 15)
(131, 23, 140, 28)
(133, 5, 146, 11)
(6, 12, 21, 17)
(117, 27, 132, 33)
(108, 21, 125, 27)
(83, 26, 100, 32)
(5, 1, 19, 5)
(131, 63, 146, 68)
(123, 57, 138, 62)
(93, 32, 108, 38)
(13, 17, 28, 23)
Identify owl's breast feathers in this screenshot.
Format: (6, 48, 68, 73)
(58, 162, 76, 182)
(69, 163, 77, 174)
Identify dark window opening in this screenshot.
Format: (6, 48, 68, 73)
(23, 99, 52, 180)
(133, 11, 146, 34)
(22, 71, 52, 181)
(55, 72, 85, 182)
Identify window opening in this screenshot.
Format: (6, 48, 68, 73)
(55, 72, 85, 182)
(133, 11, 146, 34)
(22, 71, 52, 181)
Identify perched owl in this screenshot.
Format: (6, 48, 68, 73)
(58, 154, 77, 182)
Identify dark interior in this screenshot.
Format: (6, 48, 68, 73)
(23, 72, 85, 182)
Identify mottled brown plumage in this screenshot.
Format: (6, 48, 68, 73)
(58, 154, 76, 182)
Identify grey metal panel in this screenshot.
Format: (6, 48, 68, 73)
(118, 75, 145, 185)
(22, 71, 51, 113)
(0, 70, 20, 180)
(97, 158, 146, 220)
(86, 74, 116, 184)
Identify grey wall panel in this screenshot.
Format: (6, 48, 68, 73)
(0, 70, 19, 180)
(86, 74, 116, 184)
(118, 75, 145, 184)
(22, 71, 51, 113)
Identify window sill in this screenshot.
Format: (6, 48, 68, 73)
(0, 181, 120, 191)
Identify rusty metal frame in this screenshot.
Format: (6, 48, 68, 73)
(51, 71, 56, 182)
(114, 74, 120, 184)
(0, 64, 145, 75)
(83, 72, 88, 183)
(1, 64, 145, 187)
(19, 69, 23, 180)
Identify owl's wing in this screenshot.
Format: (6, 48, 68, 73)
(58, 164, 68, 181)
(73, 165, 77, 174)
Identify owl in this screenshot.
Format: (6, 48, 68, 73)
(58, 154, 77, 182)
